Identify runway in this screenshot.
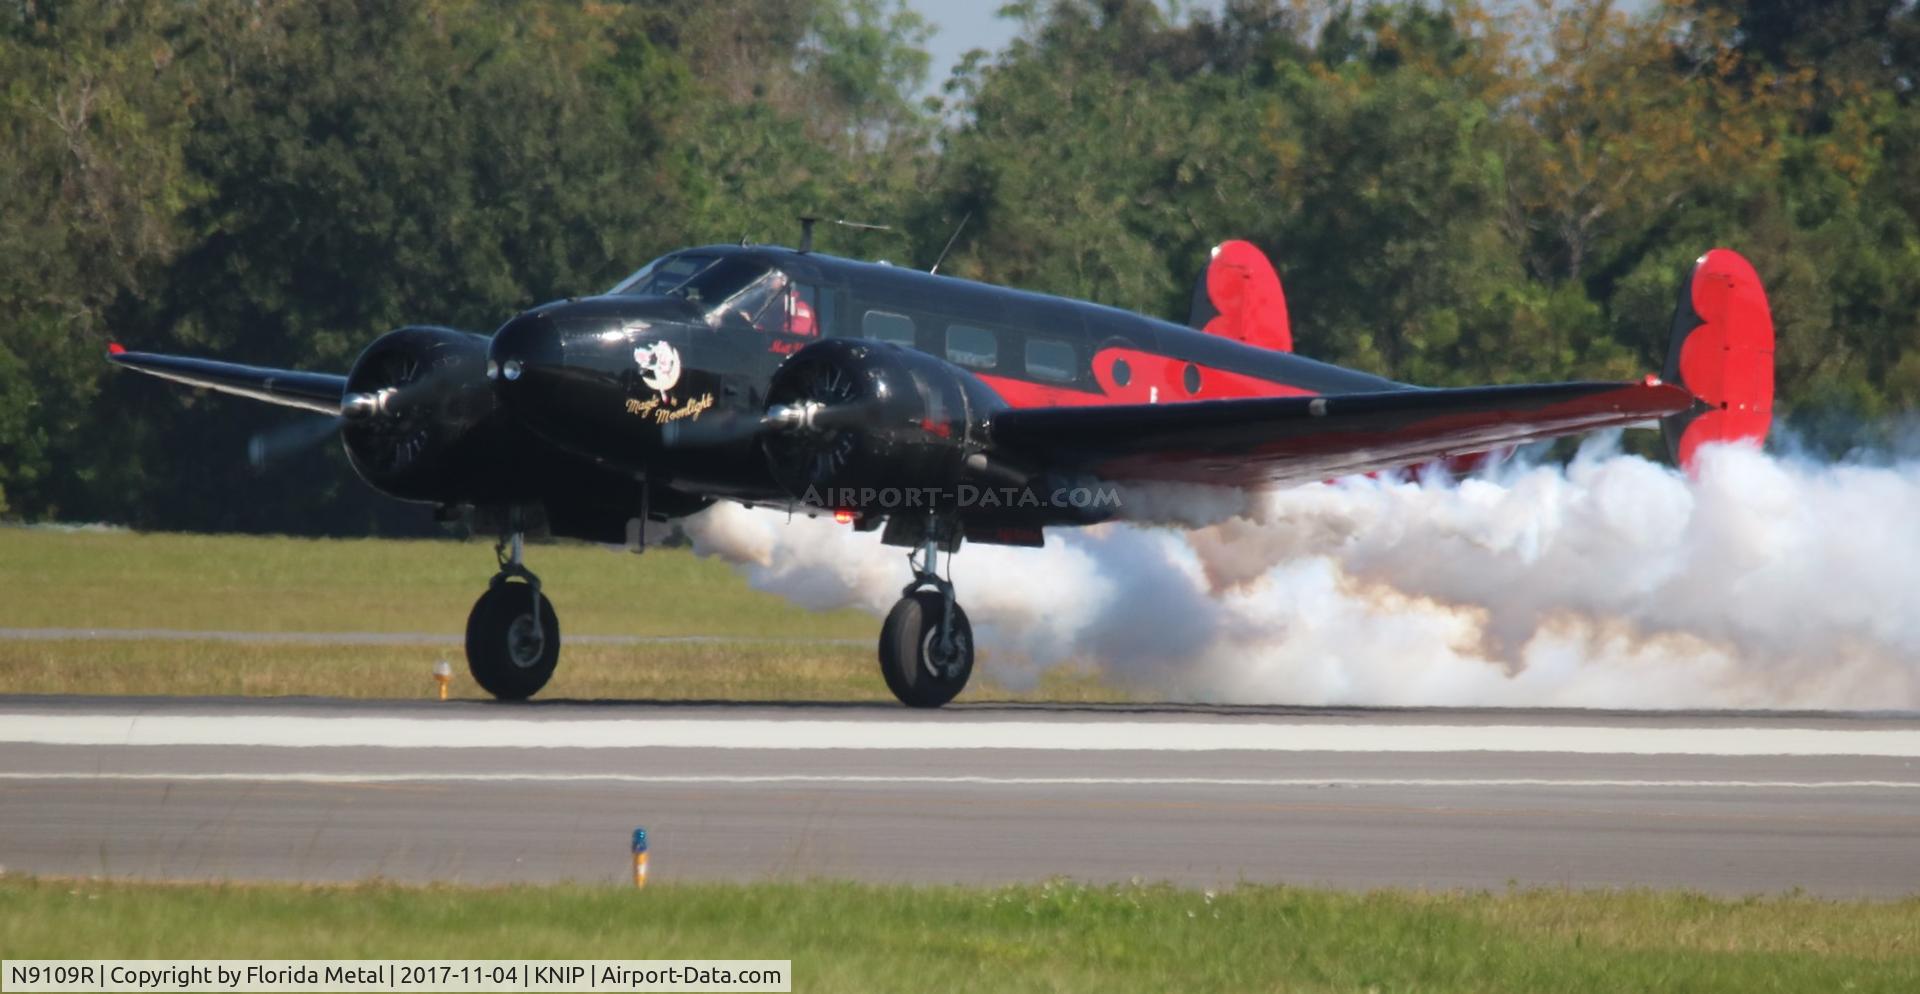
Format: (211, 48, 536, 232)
(2, 695, 1917, 896)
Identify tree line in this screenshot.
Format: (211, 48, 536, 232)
(2, 0, 1915, 534)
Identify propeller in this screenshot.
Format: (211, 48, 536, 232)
(247, 414, 343, 469)
(658, 409, 773, 450)
(656, 397, 879, 450)
(661, 356, 881, 452)
(754, 353, 893, 493)
(245, 384, 423, 470)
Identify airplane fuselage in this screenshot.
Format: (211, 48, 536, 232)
(487, 244, 1401, 520)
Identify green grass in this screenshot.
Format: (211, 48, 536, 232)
(0, 526, 871, 638)
(1, 876, 1914, 993)
(0, 638, 1123, 702)
(0, 526, 1125, 701)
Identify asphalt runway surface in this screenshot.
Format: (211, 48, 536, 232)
(2, 695, 1917, 897)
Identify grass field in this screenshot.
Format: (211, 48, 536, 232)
(0, 527, 869, 638)
(2, 876, 1915, 993)
(0, 637, 1121, 702)
(0, 526, 1121, 701)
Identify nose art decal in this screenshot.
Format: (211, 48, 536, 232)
(633, 341, 684, 394)
(624, 339, 714, 425)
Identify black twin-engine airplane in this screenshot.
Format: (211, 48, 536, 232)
(111, 229, 1776, 706)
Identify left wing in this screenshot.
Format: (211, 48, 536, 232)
(108, 345, 347, 415)
(988, 379, 1692, 488)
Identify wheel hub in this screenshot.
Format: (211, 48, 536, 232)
(921, 626, 967, 680)
(506, 613, 545, 668)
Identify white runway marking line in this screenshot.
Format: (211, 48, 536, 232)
(2, 772, 1918, 790)
(2, 713, 1919, 756)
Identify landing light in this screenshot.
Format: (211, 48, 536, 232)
(834, 509, 856, 525)
(502, 359, 523, 381)
(486, 359, 499, 380)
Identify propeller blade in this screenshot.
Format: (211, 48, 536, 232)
(763, 397, 884, 433)
(806, 397, 883, 433)
(659, 410, 775, 450)
(247, 414, 343, 470)
(661, 396, 885, 451)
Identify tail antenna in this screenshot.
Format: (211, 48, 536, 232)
(798, 216, 818, 254)
(929, 211, 972, 275)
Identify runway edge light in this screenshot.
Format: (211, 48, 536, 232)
(432, 659, 452, 700)
(632, 827, 649, 888)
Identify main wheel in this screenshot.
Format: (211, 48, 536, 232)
(465, 580, 560, 700)
(878, 589, 974, 708)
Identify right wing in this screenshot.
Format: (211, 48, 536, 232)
(989, 379, 1693, 489)
(108, 346, 347, 415)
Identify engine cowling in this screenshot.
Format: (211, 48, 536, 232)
(341, 325, 526, 503)
(760, 339, 1008, 509)
(338, 324, 700, 541)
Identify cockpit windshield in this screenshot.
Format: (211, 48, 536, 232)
(614, 253, 764, 299)
(606, 255, 673, 295)
(608, 252, 815, 335)
(608, 253, 768, 305)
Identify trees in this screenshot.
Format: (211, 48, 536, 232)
(0, 0, 198, 516)
(920, 0, 1283, 315)
(1255, 3, 1537, 385)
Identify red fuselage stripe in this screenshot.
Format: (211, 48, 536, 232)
(979, 347, 1316, 409)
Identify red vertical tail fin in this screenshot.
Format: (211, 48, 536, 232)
(1660, 248, 1775, 471)
(1187, 240, 1293, 352)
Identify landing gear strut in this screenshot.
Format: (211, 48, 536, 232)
(878, 528, 974, 708)
(465, 518, 561, 700)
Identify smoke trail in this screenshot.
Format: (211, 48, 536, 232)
(684, 439, 1920, 709)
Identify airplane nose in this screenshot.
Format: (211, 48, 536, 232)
(487, 311, 561, 385)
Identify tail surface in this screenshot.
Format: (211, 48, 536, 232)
(1187, 240, 1293, 352)
(1660, 248, 1775, 470)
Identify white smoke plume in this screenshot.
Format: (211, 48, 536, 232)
(684, 438, 1920, 710)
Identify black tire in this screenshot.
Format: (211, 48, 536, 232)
(878, 590, 974, 708)
(465, 581, 560, 700)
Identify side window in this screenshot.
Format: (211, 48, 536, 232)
(946, 324, 998, 369)
(1026, 338, 1078, 383)
(863, 310, 915, 347)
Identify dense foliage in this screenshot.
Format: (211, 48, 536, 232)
(3, 0, 1915, 533)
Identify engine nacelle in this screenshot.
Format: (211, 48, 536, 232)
(760, 339, 1008, 509)
(341, 325, 526, 503)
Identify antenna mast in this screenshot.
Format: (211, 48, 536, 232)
(929, 211, 972, 275)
